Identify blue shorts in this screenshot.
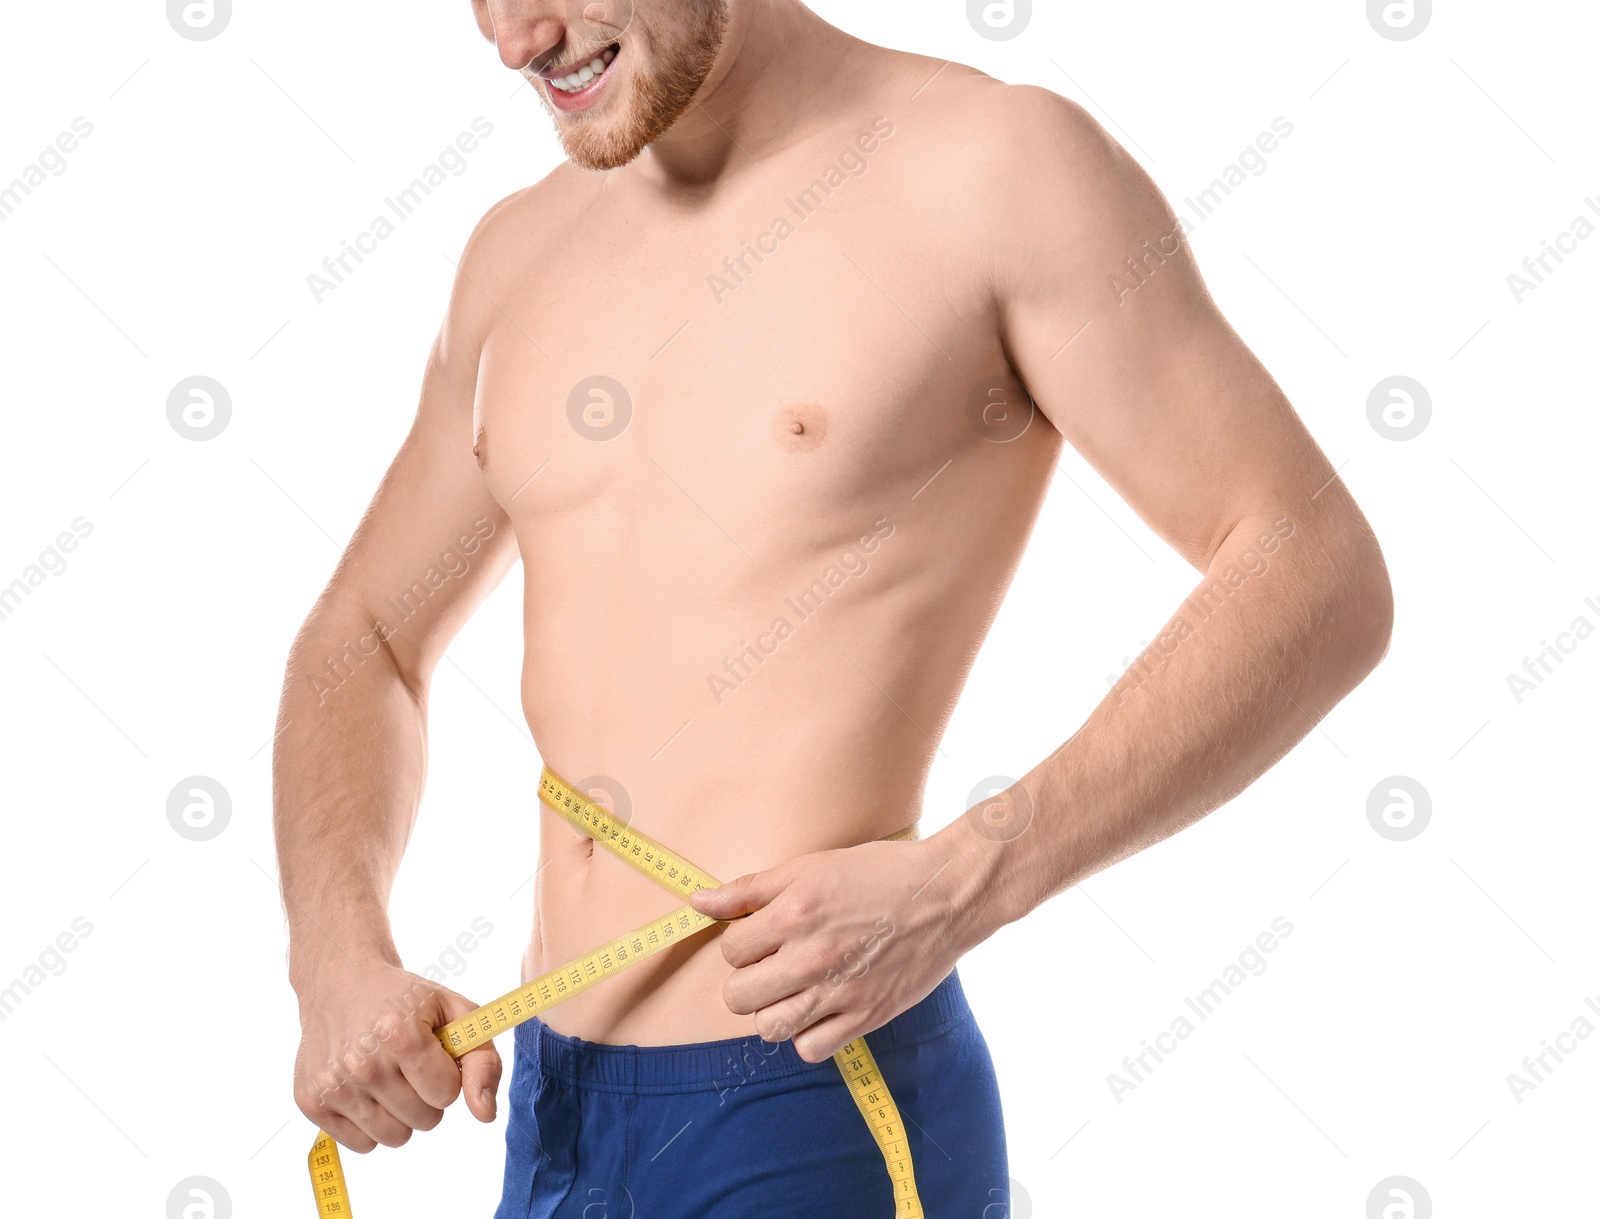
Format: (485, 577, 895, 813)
(493, 967, 1009, 1218)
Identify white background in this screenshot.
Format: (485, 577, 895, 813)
(1, 1, 1595, 1216)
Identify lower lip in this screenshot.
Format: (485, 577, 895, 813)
(543, 49, 620, 114)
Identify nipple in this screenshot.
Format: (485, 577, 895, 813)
(774, 404, 828, 451)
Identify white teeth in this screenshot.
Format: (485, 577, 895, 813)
(549, 48, 617, 92)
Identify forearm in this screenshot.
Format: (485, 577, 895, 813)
(272, 600, 430, 991)
(941, 500, 1393, 944)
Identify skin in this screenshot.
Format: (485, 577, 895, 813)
(274, 0, 1394, 1157)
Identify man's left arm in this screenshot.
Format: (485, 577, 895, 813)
(934, 87, 1396, 944)
(690, 87, 1393, 1062)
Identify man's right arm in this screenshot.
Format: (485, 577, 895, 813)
(272, 202, 522, 1152)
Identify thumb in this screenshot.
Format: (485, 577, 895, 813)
(431, 987, 504, 1123)
(688, 869, 783, 920)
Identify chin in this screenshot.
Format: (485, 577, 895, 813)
(541, 4, 729, 173)
(556, 119, 654, 171)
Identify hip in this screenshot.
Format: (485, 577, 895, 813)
(494, 966, 1010, 1218)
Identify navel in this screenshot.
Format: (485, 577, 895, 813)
(473, 426, 489, 469)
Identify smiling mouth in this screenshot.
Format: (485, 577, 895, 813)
(539, 44, 619, 94)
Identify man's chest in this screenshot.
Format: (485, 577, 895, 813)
(470, 173, 1004, 534)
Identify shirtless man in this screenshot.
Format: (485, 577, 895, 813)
(273, 1, 1394, 1213)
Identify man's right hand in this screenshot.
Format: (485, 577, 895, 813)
(292, 962, 503, 1153)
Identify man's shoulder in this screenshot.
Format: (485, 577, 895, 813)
(922, 71, 1097, 139)
(435, 164, 589, 374)
(857, 63, 1141, 235)
(460, 162, 591, 273)
(911, 73, 1131, 204)
(894, 71, 1175, 288)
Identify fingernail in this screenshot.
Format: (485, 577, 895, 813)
(480, 1088, 494, 1110)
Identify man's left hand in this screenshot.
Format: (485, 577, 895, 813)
(686, 837, 975, 1063)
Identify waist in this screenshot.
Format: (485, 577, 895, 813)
(532, 763, 922, 873)
(518, 966, 970, 1094)
(524, 766, 922, 1041)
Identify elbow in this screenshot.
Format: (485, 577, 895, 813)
(1330, 523, 1395, 683)
(1353, 555, 1395, 675)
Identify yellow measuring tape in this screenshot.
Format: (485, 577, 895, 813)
(307, 765, 926, 1216)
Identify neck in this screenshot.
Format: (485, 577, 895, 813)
(638, 0, 857, 189)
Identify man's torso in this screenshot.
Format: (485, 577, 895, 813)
(468, 59, 1061, 1042)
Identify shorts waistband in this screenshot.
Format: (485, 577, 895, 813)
(519, 966, 971, 1095)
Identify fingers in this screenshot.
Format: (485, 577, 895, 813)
(717, 884, 813, 968)
(722, 951, 811, 1016)
(719, 917, 784, 969)
(457, 1044, 504, 1122)
(686, 876, 748, 920)
(730, 956, 856, 1061)
(788, 1010, 859, 1064)
(687, 866, 787, 922)
(426, 987, 504, 1122)
(393, 1013, 469, 1112)
(317, 1112, 377, 1155)
(299, 1063, 422, 1152)
(299, 1045, 439, 1150)
(335, 1088, 426, 1149)
(356, 1015, 448, 1143)
(294, 979, 503, 1154)
(368, 1065, 447, 1138)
